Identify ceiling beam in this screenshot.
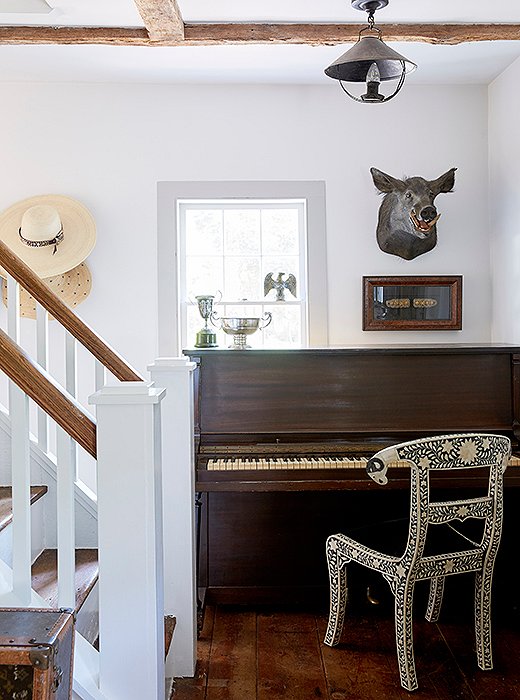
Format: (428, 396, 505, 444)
(0, 23, 519, 47)
(183, 23, 520, 46)
(0, 26, 150, 45)
(133, 0, 184, 41)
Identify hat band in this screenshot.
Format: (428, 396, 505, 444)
(18, 227, 64, 255)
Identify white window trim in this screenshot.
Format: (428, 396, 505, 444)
(157, 181, 328, 355)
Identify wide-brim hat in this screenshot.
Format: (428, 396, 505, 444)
(0, 194, 96, 278)
(2, 262, 92, 319)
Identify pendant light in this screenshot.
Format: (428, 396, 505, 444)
(325, 0, 416, 104)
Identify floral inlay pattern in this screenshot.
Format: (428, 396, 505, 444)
(442, 440, 454, 454)
(459, 439, 478, 464)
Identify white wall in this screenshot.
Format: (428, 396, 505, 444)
(489, 56, 520, 343)
(0, 82, 491, 368)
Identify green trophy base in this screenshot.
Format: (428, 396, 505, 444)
(195, 328, 218, 348)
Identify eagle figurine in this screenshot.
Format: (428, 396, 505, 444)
(264, 272, 297, 302)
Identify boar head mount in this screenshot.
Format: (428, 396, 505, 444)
(371, 167, 456, 260)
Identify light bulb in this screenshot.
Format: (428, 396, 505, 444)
(366, 62, 381, 84)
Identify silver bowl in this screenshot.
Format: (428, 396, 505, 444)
(216, 314, 272, 349)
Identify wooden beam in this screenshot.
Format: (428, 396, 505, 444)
(184, 22, 520, 46)
(0, 26, 150, 45)
(133, 0, 184, 41)
(0, 23, 519, 47)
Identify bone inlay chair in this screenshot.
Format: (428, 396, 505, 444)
(324, 433, 511, 692)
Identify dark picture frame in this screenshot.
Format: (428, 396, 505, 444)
(363, 276, 462, 331)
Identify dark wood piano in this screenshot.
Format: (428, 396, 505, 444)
(184, 345, 520, 606)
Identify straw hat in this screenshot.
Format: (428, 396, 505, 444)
(0, 194, 96, 278)
(2, 262, 92, 319)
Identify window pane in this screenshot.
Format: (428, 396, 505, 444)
(263, 305, 302, 347)
(224, 257, 261, 300)
(186, 256, 223, 300)
(222, 304, 262, 318)
(262, 209, 299, 255)
(224, 210, 261, 254)
(185, 210, 223, 255)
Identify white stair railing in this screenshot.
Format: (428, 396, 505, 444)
(0, 259, 168, 699)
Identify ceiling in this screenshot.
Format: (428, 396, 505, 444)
(0, 0, 520, 85)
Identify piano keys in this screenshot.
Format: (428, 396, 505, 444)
(184, 345, 520, 604)
(207, 456, 373, 470)
(206, 455, 520, 471)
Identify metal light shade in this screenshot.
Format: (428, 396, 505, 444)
(325, 35, 416, 82)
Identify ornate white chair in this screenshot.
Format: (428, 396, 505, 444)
(324, 433, 511, 692)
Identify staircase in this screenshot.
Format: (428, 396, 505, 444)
(1, 492, 175, 657)
(0, 239, 193, 699)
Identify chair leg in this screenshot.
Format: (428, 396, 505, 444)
(425, 576, 445, 622)
(475, 568, 494, 670)
(395, 580, 418, 692)
(324, 537, 348, 647)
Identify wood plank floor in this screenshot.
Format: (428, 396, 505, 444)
(171, 584, 520, 699)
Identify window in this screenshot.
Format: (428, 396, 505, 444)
(178, 199, 307, 349)
(157, 181, 328, 354)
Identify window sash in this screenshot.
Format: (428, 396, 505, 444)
(178, 199, 308, 350)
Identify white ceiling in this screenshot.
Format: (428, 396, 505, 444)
(0, 0, 520, 85)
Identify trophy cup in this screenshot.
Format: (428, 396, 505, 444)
(194, 294, 219, 348)
(214, 313, 272, 349)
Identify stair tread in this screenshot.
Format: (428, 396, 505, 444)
(0, 485, 48, 534)
(95, 615, 176, 657)
(164, 615, 176, 659)
(31, 548, 98, 612)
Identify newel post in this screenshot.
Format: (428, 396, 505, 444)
(89, 382, 166, 700)
(148, 357, 197, 678)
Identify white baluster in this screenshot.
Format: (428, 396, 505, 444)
(95, 359, 106, 392)
(6, 275, 32, 604)
(65, 331, 77, 397)
(56, 425, 76, 609)
(36, 302, 49, 453)
(65, 332, 78, 481)
(7, 275, 20, 342)
(90, 382, 165, 700)
(11, 388, 32, 605)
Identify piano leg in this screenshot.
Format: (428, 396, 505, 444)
(195, 491, 206, 634)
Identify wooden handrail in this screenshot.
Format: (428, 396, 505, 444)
(0, 240, 144, 382)
(0, 329, 96, 458)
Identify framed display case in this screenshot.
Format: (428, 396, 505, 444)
(363, 275, 462, 331)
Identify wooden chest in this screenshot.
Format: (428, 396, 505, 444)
(0, 608, 74, 700)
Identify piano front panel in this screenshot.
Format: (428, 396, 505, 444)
(193, 349, 515, 437)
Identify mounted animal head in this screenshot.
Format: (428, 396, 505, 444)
(371, 167, 456, 260)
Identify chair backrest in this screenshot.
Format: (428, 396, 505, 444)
(366, 433, 511, 571)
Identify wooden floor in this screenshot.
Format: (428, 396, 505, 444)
(171, 585, 520, 700)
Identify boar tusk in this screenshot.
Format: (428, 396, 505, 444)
(410, 210, 441, 232)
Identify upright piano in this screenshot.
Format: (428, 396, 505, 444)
(183, 345, 520, 605)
